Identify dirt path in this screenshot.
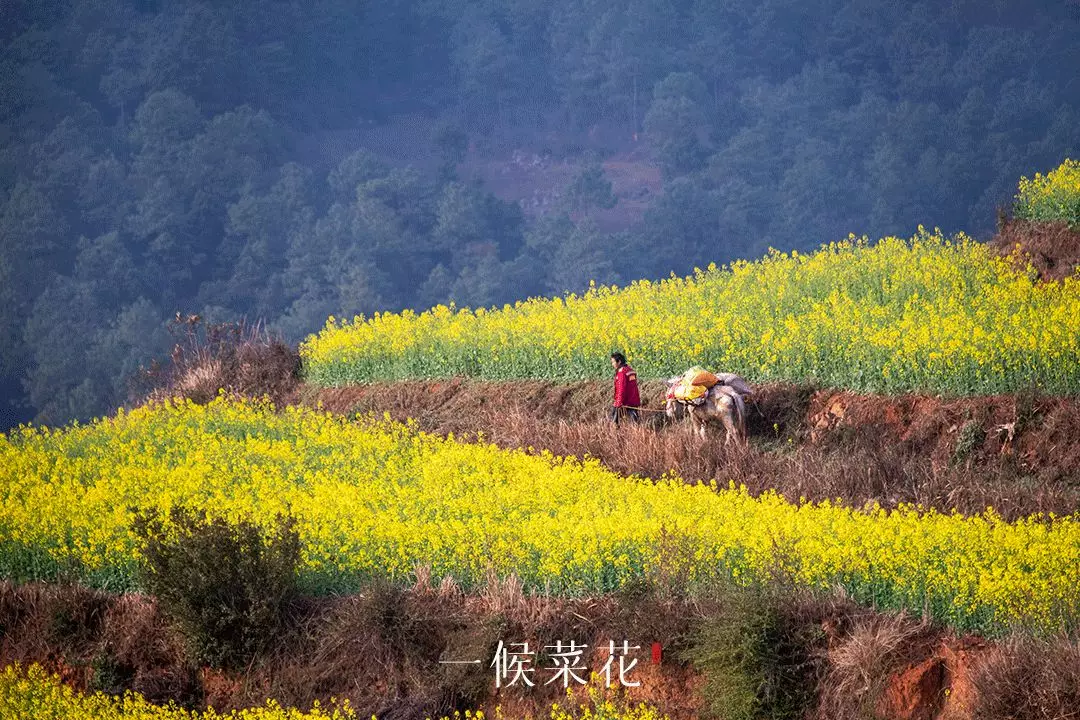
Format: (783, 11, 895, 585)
(294, 379, 1080, 520)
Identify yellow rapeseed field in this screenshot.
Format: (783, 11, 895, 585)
(0, 663, 666, 720)
(300, 227, 1080, 394)
(1014, 158, 1080, 228)
(1, 397, 1077, 634)
(0, 664, 355, 719)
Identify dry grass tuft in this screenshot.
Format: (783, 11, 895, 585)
(137, 314, 299, 408)
(818, 610, 940, 720)
(970, 635, 1080, 719)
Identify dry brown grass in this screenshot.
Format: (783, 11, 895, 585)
(479, 409, 1080, 519)
(301, 379, 1080, 520)
(5, 579, 1080, 719)
(137, 315, 299, 409)
(211, 573, 705, 718)
(0, 577, 705, 718)
(818, 611, 941, 720)
(0, 582, 198, 704)
(969, 635, 1080, 719)
(991, 216, 1080, 282)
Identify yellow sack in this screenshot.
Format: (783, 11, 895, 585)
(683, 365, 719, 388)
(672, 382, 707, 402)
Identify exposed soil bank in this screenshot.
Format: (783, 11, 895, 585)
(991, 216, 1080, 281)
(295, 379, 1080, 520)
(7, 581, 1076, 720)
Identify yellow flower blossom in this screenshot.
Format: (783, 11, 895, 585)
(1015, 158, 1080, 228)
(299, 227, 1080, 395)
(0, 664, 666, 720)
(2, 397, 1078, 634)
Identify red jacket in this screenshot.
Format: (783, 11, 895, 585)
(613, 364, 640, 408)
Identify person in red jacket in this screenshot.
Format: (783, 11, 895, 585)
(610, 352, 640, 424)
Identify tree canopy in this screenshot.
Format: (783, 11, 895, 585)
(2, 0, 1079, 427)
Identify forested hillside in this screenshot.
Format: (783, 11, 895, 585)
(3, 0, 1079, 427)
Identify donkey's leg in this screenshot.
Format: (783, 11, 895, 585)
(721, 405, 738, 444)
(687, 408, 701, 438)
(734, 397, 747, 447)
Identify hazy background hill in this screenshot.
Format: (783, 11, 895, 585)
(2, 0, 1079, 428)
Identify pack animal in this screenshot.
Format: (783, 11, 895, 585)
(665, 374, 750, 446)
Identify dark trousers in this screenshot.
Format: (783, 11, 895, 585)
(611, 406, 640, 425)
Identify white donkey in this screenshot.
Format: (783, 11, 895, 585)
(665, 373, 751, 446)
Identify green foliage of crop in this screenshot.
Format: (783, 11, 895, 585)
(1014, 159, 1080, 228)
(302, 229, 1080, 396)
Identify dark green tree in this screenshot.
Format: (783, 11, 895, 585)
(644, 72, 711, 178)
(563, 159, 617, 214)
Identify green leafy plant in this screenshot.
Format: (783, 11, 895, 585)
(132, 506, 301, 669)
(953, 419, 985, 466)
(682, 583, 820, 720)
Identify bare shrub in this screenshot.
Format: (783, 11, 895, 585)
(681, 581, 825, 720)
(137, 314, 299, 408)
(132, 506, 302, 670)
